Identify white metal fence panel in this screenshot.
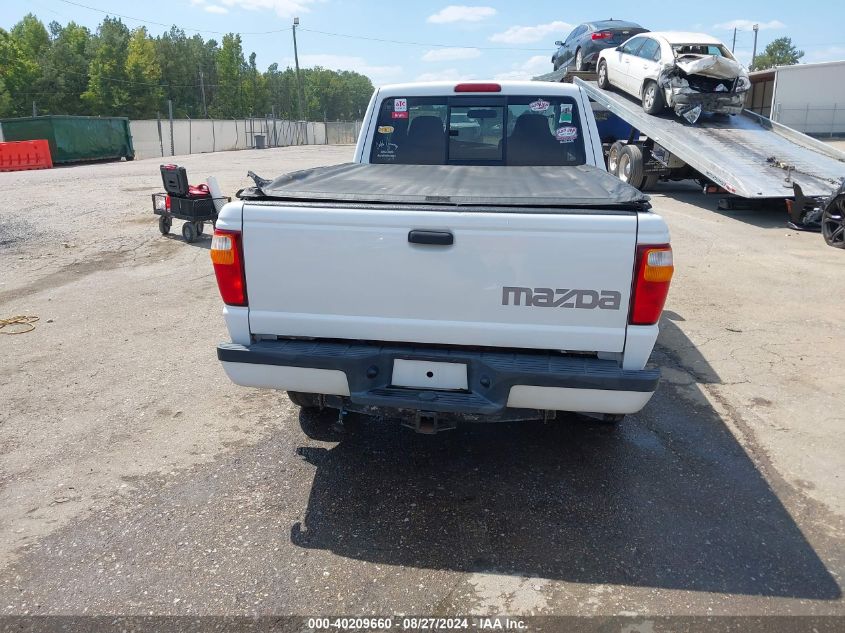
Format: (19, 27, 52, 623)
(773, 104, 845, 137)
(129, 118, 360, 159)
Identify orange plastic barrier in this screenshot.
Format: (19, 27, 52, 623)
(0, 139, 53, 172)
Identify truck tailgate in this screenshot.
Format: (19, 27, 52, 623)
(243, 204, 637, 353)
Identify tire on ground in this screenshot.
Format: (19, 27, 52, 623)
(288, 391, 323, 409)
(618, 144, 645, 189)
(607, 141, 626, 176)
(297, 408, 341, 441)
(641, 174, 660, 191)
(181, 221, 197, 243)
(821, 199, 845, 248)
(158, 216, 171, 235)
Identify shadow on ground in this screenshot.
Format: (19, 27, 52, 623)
(290, 309, 840, 600)
(652, 180, 796, 231)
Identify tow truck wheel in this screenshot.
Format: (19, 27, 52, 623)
(181, 221, 197, 243)
(822, 198, 845, 248)
(574, 48, 585, 71)
(158, 216, 171, 235)
(642, 81, 665, 115)
(618, 144, 644, 188)
(641, 174, 660, 191)
(607, 141, 625, 176)
(600, 414, 625, 424)
(597, 61, 610, 89)
(579, 413, 625, 425)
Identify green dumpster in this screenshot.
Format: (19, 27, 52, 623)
(0, 115, 134, 164)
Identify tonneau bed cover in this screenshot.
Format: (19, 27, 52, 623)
(238, 163, 650, 210)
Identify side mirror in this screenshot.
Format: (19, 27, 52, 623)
(554, 41, 563, 47)
(616, 45, 623, 51)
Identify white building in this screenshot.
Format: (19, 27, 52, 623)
(746, 60, 845, 136)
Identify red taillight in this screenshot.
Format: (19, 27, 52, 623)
(630, 244, 673, 325)
(165, 195, 171, 210)
(210, 229, 247, 306)
(454, 83, 501, 93)
(591, 31, 612, 40)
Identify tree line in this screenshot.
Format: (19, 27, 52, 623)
(0, 14, 374, 121)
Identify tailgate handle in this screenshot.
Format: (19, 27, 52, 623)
(408, 230, 453, 246)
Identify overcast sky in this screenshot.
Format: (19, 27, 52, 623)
(4, 0, 843, 84)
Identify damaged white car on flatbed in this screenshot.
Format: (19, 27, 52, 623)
(211, 81, 674, 432)
(597, 31, 750, 122)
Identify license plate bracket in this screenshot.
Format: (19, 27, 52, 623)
(392, 359, 468, 391)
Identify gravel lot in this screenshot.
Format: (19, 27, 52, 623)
(0, 145, 843, 617)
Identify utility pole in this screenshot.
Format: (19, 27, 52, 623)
(168, 99, 174, 156)
(751, 23, 759, 69)
(731, 27, 736, 53)
(292, 17, 305, 123)
(199, 68, 208, 118)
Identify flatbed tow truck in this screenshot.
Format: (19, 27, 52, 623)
(534, 68, 845, 248)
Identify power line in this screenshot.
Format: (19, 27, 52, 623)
(50, 0, 551, 51)
(56, 66, 203, 88)
(53, 0, 293, 36)
(299, 27, 549, 52)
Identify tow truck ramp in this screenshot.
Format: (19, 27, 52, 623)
(571, 77, 845, 199)
(534, 69, 845, 200)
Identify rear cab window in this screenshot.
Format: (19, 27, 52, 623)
(370, 95, 586, 166)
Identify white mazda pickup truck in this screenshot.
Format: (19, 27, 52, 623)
(211, 81, 673, 430)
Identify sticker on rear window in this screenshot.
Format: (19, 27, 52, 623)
(529, 99, 550, 112)
(555, 125, 578, 143)
(391, 111, 409, 119)
(394, 98, 407, 112)
(375, 140, 398, 160)
(378, 125, 394, 134)
(558, 104, 573, 124)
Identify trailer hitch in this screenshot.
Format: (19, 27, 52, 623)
(401, 411, 456, 435)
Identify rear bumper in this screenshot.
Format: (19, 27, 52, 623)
(218, 339, 659, 416)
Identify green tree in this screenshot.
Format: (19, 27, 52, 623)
(153, 28, 215, 117)
(243, 51, 269, 115)
(10, 13, 49, 62)
(82, 17, 131, 114)
(0, 76, 12, 117)
(301, 67, 373, 120)
(37, 21, 93, 114)
(0, 27, 38, 116)
(751, 37, 804, 71)
(264, 64, 299, 118)
(211, 33, 246, 117)
(1, 13, 373, 120)
(125, 27, 162, 118)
